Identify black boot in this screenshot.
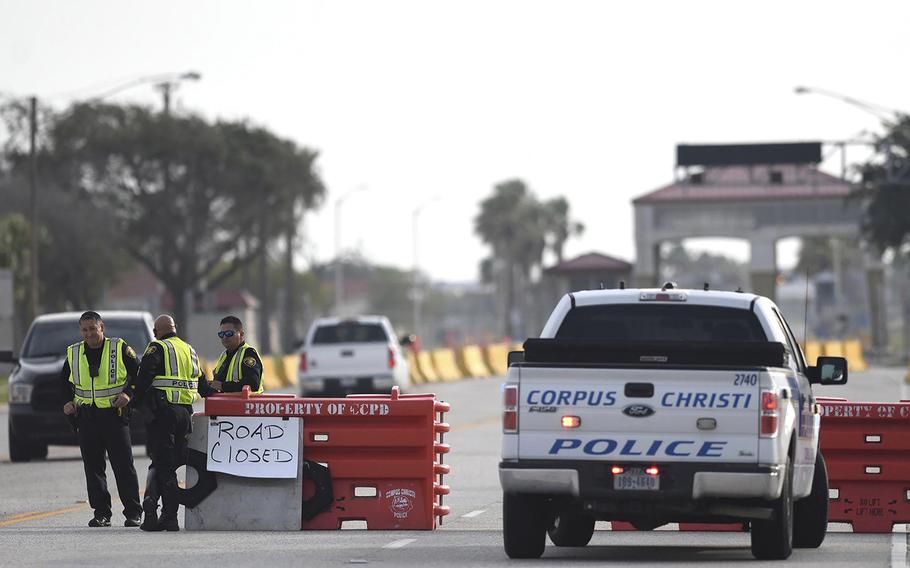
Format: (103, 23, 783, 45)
(152, 514, 180, 532)
(139, 500, 158, 531)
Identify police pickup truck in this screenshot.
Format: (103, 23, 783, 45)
(499, 285, 848, 560)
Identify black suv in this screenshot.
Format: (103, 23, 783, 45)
(1, 311, 154, 462)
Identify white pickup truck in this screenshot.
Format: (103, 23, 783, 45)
(297, 315, 410, 396)
(499, 285, 848, 560)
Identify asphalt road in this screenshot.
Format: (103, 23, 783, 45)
(0, 367, 908, 567)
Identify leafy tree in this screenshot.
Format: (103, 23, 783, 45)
(1, 100, 132, 322)
(475, 179, 584, 337)
(857, 114, 910, 255)
(41, 102, 325, 332)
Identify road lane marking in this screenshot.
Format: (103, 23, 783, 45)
(382, 538, 416, 549)
(892, 525, 909, 568)
(0, 505, 87, 527)
(461, 509, 486, 518)
(1, 511, 40, 522)
(450, 418, 499, 432)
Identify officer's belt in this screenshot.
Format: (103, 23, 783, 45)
(152, 378, 198, 390)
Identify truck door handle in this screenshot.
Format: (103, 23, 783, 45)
(340, 350, 354, 357)
(624, 383, 654, 398)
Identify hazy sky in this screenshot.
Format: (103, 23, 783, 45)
(2, 1, 908, 282)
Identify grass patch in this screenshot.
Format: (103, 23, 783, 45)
(0, 374, 7, 404)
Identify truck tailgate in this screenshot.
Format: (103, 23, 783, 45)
(308, 343, 389, 377)
(516, 366, 760, 463)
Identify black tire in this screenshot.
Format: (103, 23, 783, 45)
(548, 513, 595, 547)
(751, 458, 794, 560)
(793, 452, 828, 548)
(503, 492, 548, 559)
(8, 428, 31, 463)
(30, 444, 48, 460)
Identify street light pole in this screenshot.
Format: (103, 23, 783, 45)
(412, 197, 441, 338)
(794, 85, 910, 356)
(794, 85, 908, 182)
(334, 185, 367, 315)
(27, 97, 38, 322)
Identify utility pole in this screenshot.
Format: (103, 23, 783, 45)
(158, 82, 173, 116)
(28, 96, 39, 322)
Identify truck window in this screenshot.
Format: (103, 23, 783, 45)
(312, 322, 388, 344)
(555, 304, 765, 342)
(770, 308, 806, 372)
(22, 318, 151, 359)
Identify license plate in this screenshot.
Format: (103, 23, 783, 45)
(613, 470, 659, 490)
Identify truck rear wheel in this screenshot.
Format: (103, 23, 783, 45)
(751, 458, 793, 560)
(548, 513, 595, 546)
(503, 492, 547, 559)
(793, 452, 828, 548)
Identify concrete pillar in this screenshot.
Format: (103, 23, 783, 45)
(863, 251, 888, 357)
(749, 235, 777, 300)
(633, 205, 659, 287)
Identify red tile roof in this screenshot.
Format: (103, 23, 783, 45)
(634, 168, 852, 204)
(545, 252, 632, 274)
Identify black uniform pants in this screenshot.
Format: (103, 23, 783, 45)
(148, 402, 193, 519)
(76, 407, 142, 520)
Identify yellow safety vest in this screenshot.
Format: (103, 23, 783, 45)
(150, 336, 202, 405)
(214, 343, 263, 394)
(67, 338, 127, 408)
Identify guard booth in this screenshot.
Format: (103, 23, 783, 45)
(182, 387, 450, 530)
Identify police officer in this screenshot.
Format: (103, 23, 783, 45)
(209, 315, 264, 394)
(60, 311, 142, 527)
(125, 314, 214, 531)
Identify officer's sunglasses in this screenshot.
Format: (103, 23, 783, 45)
(217, 330, 237, 339)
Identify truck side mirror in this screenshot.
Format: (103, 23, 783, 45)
(808, 356, 848, 385)
(399, 334, 415, 347)
(0, 350, 17, 364)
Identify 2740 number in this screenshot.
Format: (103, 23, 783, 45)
(733, 373, 758, 386)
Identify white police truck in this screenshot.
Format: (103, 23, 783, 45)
(499, 285, 848, 560)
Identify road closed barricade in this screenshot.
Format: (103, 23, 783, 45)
(185, 386, 450, 531)
(818, 398, 910, 532)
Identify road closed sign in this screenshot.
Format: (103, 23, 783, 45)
(207, 416, 301, 478)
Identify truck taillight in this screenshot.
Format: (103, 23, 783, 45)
(388, 347, 396, 369)
(760, 390, 779, 437)
(503, 385, 519, 433)
(299, 351, 308, 372)
(561, 415, 581, 429)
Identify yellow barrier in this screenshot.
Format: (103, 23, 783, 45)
(407, 351, 426, 384)
(485, 343, 509, 377)
(432, 348, 463, 382)
(823, 340, 845, 358)
(260, 357, 283, 391)
(457, 345, 492, 378)
(842, 339, 868, 372)
(417, 351, 440, 383)
(803, 341, 823, 366)
(280, 355, 298, 387)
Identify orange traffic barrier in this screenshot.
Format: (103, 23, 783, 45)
(202, 387, 451, 530)
(819, 398, 910, 532)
